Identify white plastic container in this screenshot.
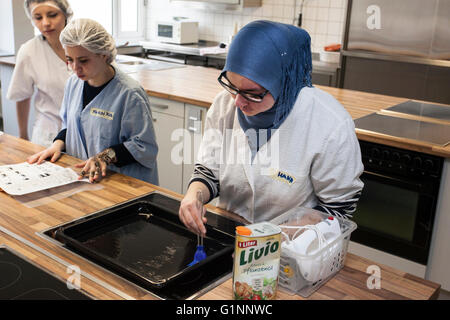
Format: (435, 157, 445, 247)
(271, 207, 357, 298)
(319, 50, 340, 63)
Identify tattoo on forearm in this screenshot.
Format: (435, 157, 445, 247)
(96, 148, 117, 166)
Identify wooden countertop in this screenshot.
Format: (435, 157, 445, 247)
(1, 54, 449, 157)
(0, 55, 16, 67)
(0, 134, 441, 300)
(133, 65, 450, 158)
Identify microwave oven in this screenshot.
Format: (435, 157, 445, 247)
(156, 20, 199, 44)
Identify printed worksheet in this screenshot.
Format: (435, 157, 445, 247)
(0, 162, 87, 196)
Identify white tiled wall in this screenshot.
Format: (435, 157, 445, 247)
(147, 0, 347, 53)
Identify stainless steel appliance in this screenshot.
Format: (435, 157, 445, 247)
(340, 0, 450, 104)
(0, 246, 92, 300)
(352, 140, 444, 265)
(42, 192, 242, 300)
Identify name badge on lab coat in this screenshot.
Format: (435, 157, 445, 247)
(266, 168, 296, 186)
(90, 108, 114, 121)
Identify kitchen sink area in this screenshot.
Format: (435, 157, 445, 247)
(115, 55, 186, 73)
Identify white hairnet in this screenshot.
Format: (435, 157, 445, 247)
(24, 0, 73, 21)
(60, 19, 117, 64)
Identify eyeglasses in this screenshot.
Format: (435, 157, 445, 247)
(218, 72, 269, 103)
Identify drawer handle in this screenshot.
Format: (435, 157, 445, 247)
(188, 127, 198, 133)
(152, 104, 169, 110)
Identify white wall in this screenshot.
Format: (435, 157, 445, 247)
(147, 0, 348, 53)
(0, 0, 34, 55)
(0, 0, 14, 54)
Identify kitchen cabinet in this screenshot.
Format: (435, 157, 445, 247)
(182, 103, 205, 194)
(0, 61, 35, 138)
(149, 96, 207, 195)
(149, 96, 185, 194)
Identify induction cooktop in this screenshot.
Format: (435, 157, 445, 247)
(0, 246, 91, 300)
(385, 100, 450, 122)
(354, 113, 450, 146)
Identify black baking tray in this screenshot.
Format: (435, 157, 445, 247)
(53, 192, 236, 290)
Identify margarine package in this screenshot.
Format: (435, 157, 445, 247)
(232, 222, 282, 300)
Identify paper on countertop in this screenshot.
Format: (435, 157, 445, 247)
(199, 46, 228, 56)
(0, 161, 89, 196)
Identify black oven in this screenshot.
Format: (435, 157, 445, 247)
(352, 140, 444, 265)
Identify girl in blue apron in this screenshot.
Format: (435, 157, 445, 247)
(28, 18, 159, 185)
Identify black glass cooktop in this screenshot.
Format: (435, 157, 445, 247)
(0, 246, 91, 300)
(386, 100, 450, 121)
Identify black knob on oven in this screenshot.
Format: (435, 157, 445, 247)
(401, 154, 412, 165)
(424, 159, 434, 171)
(392, 152, 401, 162)
(371, 148, 381, 158)
(413, 157, 423, 168)
(382, 150, 390, 160)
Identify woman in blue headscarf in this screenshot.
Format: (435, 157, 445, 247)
(179, 21, 364, 236)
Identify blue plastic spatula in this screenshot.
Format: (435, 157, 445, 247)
(188, 190, 207, 267)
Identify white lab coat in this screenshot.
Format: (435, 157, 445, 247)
(60, 68, 159, 185)
(197, 87, 364, 223)
(7, 35, 70, 147)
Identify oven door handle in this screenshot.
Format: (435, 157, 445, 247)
(362, 171, 423, 191)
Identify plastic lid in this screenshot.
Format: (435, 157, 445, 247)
(236, 226, 252, 236)
(328, 217, 334, 220)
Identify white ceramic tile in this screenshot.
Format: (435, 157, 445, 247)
(317, 7, 329, 21)
(146, 0, 348, 47)
(214, 12, 224, 25)
(223, 13, 232, 27)
(328, 8, 343, 22)
(304, 6, 317, 21)
(262, 4, 274, 17)
(327, 21, 341, 35)
(283, 5, 294, 18)
(273, 5, 284, 18)
(302, 19, 316, 34)
(326, 34, 342, 45)
(314, 33, 328, 49)
(317, 0, 330, 8)
(330, 0, 345, 8)
(316, 21, 328, 34)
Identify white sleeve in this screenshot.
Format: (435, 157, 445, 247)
(6, 44, 35, 102)
(310, 118, 364, 219)
(190, 93, 227, 200)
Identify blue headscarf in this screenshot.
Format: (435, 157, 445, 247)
(223, 20, 313, 149)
